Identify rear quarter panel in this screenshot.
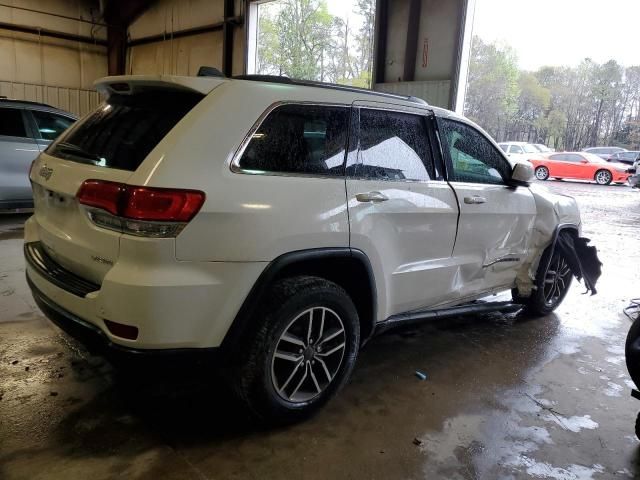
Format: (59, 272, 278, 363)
(127, 81, 359, 262)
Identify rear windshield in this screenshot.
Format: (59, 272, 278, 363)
(47, 90, 204, 171)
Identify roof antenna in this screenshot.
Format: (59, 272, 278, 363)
(197, 66, 225, 77)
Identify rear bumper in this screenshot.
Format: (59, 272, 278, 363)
(24, 216, 267, 350)
(27, 273, 219, 360)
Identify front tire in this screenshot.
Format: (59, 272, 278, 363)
(513, 246, 572, 316)
(535, 166, 550, 181)
(233, 276, 360, 423)
(595, 169, 612, 185)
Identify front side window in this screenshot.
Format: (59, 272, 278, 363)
(439, 118, 510, 185)
(239, 104, 348, 176)
(348, 108, 434, 181)
(566, 154, 584, 163)
(0, 108, 28, 138)
(31, 110, 74, 141)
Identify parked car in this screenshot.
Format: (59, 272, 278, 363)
(25, 74, 595, 422)
(532, 143, 554, 153)
(582, 146, 627, 160)
(0, 99, 76, 209)
(630, 158, 640, 188)
(497, 141, 542, 162)
(609, 151, 640, 166)
(530, 152, 632, 185)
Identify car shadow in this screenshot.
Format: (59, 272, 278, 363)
(40, 308, 561, 454)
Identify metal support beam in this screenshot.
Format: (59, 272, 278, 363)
(107, 25, 127, 75)
(222, 0, 236, 76)
(374, 0, 388, 84)
(402, 0, 421, 82)
(127, 22, 226, 47)
(0, 21, 107, 46)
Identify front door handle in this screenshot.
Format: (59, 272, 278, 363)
(356, 191, 388, 203)
(464, 195, 487, 204)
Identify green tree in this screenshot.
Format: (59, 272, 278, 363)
(464, 36, 520, 139)
(257, 0, 333, 80)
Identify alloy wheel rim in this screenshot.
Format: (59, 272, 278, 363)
(271, 307, 346, 403)
(596, 171, 611, 184)
(543, 254, 571, 306)
(536, 168, 548, 180)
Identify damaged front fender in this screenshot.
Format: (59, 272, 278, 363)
(515, 185, 583, 296)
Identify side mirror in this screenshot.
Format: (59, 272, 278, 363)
(510, 162, 534, 186)
(581, 159, 588, 163)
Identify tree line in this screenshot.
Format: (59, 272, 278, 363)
(257, 0, 375, 87)
(465, 36, 640, 150)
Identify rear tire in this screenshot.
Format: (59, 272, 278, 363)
(535, 166, 550, 181)
(512, 246, 572, 317)
(595, 169, 612, 185)
(625, 316, 640, 388)
(232, 276, 360, 424)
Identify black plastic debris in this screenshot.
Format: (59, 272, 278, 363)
(555, 231, 602, 295)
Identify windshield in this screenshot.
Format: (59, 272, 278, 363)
(584, 153, 608, 163)
(522, 144, 538, 153)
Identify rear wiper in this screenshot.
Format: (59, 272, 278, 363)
(55, 142, 101, 163)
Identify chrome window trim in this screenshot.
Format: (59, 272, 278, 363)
(229, 101, 350, 179)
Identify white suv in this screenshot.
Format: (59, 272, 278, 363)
(25, 74, 587, 422)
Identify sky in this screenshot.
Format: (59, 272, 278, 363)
(472, 0, 640, 71)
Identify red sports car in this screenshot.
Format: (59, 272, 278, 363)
(530, 152, 632, 185)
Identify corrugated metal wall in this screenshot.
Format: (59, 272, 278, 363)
(126, 0, 245, 76)
(375, 80, 451, 109)
(0, 81, 101, 117)
(0, 1, 106, 117)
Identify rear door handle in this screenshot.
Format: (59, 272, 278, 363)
(464, 195, 487, 204)
(356, 191, 388, 203)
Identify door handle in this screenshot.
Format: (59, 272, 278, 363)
(356, 191, 388, 203)
(464, 195, 487, 204)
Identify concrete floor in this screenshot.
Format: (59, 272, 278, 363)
(1, 181, 640, 480)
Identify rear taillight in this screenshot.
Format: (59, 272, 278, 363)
(77, 180, 205, 237)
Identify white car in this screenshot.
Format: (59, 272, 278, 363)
(25, 74, 593, 422)
(498, 141, 542, 163)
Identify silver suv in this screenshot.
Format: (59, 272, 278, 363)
(0, 99, 76, 209)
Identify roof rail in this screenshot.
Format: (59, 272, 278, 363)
(232, 74, 429, 106)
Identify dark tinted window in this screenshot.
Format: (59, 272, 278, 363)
(348, 109, 433, 181)
(0, 108, 28, 138)
(549, 153, 566, 161)
(32, 110, 74, 140)
(48, 90, 203, 171)
(566, 154, 584, 163)
(439, 119, 510, 185)
(239, 104, 348, 176)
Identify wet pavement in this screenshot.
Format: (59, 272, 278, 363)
(1, 180, 640, 479)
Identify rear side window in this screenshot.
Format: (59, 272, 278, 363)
(31, 110, 74, 140)
(0, 108, 28, 138)
(48, 90, 203, 171)
(238, 104, 348, 176)
(348, 108, 434, 181)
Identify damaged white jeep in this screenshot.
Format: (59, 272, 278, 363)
(24, 74, 601, 422)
